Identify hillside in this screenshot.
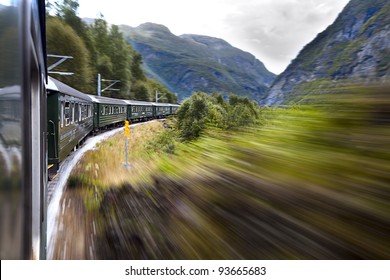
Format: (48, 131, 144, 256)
(264, 0, 390, 105)
(120, 23, 276, 101)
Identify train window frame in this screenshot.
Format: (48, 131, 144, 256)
(64, 102, 70, 126)
(75, 103, 79, 123)
(61, 101, 64, 128)
(70, 103, 74, 124)
(81, 104, 86, 120)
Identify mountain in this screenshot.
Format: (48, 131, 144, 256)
(120, 23, 276, 101)
(264, 0, 390, 105)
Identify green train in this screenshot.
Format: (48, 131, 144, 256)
(46, 77, 179, 178)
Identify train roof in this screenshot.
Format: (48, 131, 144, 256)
(152, 102, 173, 107)
(46, 77, 92, 101)
(87, 94, 127, 105)
(123, 100, 153, 106)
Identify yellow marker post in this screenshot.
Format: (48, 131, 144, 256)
(124, 120, 130, 169)
(124, 120, 130, 137)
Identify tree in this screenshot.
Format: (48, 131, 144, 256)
(131, 52, 146, 81)
(133, 83, 149, 101)
(107, 25, 133, 98)
(176, 92, 260, 141)
(46, 17, 92, 92)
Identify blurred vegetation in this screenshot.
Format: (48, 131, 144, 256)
(45, 0, 177, 103)
(176, 92, 260, 141)
(59, 86, 390, 259)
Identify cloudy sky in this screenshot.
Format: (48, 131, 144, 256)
(77, 0, 350, 74)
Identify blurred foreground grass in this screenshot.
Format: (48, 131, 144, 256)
(67, 87, 390, 259)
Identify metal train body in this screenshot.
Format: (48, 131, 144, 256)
(46, 77, 94, 174)
(0, 0, 47, 259)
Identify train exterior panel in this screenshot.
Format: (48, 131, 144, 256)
(47, 78, 93, 169)
(90, 95, 127, 130)
(153, 102, 171, 118)
(125, 100, 153, 121)
(0, 0, 47, 259)
(170, 104, 180, 114)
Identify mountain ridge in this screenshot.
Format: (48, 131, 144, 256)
(119, 22, 276, 101)
(264, 0, 390, 105)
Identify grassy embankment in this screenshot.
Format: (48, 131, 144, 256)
(67, 88, 390, 259)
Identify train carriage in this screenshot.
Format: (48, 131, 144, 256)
(152, 102, 172, 118)
(169, 103, 180, 115)
(89, 95, 127, 130)
(125, 100, 154, 122)
(46, 77, 94, 177)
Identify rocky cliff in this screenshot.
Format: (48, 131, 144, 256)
(264, 0, 390, 105)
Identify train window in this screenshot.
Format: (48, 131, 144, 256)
(81, 104, 86, 120)
(64, 102, 70, 126)
(75, 103, 79, 123)
(71, 103, 75, 124)
(89, 105, 92, 118)
(61, 102, 64, 128)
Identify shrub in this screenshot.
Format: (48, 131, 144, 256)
(176, 92, 260, 141)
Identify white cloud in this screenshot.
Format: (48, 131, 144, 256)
(77, 0, 350, 74)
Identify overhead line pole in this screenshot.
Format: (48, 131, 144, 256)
(97, 73, 120, 96)
(47, 54, 74, 75)
(155, 90, 166, 102)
